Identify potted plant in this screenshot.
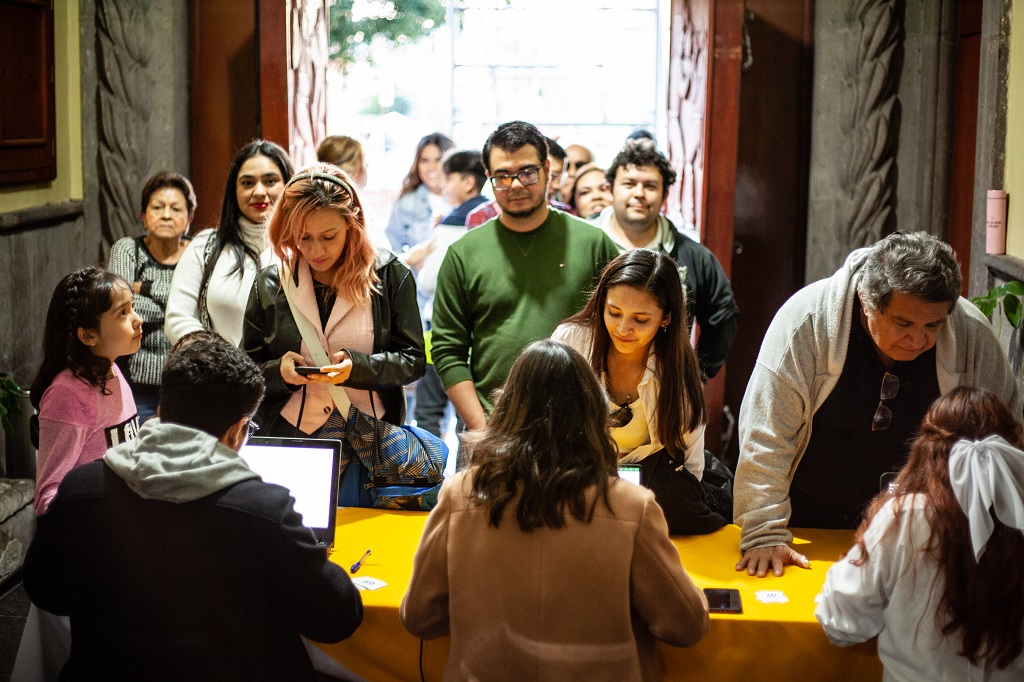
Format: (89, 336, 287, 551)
(0, 373, 36, 480)
(971, 281, 1024, 335)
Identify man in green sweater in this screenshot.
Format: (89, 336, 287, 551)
(432, 121, 619, 432)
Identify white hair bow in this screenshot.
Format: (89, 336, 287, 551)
(948, 435, 1024, 560)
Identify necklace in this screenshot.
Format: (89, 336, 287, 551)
(605, 353, 646, 406)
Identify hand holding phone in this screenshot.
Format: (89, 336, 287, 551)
(294, 366, 325, 376)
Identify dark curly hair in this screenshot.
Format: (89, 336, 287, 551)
(468, 340, 619, 532)
(160, 335, 265, 438)
(31, 267, 130, 409)
(605, 138, 677, 197)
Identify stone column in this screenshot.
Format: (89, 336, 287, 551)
(806, 0, 957, 282)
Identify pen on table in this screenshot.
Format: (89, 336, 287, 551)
(350, 549, 371, 574)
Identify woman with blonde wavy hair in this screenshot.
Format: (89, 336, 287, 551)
(242, 163, 424, 440)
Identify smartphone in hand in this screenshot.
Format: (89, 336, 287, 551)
(294, 366, 325, 376)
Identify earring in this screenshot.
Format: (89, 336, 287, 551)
(660, 324, 668, 333)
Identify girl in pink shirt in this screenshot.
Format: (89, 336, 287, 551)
(30, 267, 143, 513)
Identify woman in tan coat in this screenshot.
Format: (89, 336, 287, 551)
(400, 339, 709, 681)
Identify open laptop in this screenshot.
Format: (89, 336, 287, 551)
(239, 436, 342, 551)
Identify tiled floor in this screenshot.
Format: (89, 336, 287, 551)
(0, 577, 29, 682)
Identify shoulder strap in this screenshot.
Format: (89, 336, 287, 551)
(280, 267, 353, 415)
(197, 233, 219, 330)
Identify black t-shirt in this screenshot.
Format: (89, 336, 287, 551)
(312, 279, 337, 330)
(790, 299, 940, 529)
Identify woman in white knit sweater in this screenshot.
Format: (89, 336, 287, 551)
(165, 140, 294, 346)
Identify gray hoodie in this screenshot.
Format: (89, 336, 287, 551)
(734, 247, 1022, 553)
(104, 419, 259, 503)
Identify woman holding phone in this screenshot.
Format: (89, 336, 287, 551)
(241, 163, 424, 438)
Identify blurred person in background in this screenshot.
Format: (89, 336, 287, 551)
(568, 163, 613, 221)
(385, 132, 454, 259)
(317, 134, 390, 250)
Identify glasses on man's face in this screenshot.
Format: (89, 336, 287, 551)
(245, 418, 260, 441)
(871, 372, 899, 431)
(610, 402, 633, 429)
(490, 165, 542, 191)
(566, 160, 588, 173)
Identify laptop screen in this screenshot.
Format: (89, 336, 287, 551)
(239, 436, 341, 547)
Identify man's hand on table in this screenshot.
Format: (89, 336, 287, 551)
(736, 545, 810, 578)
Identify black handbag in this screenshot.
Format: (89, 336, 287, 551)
(638, 449, 733, 535)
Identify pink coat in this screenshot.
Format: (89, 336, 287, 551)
(401, 469, 709, 681)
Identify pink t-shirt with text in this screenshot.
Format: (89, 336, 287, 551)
(35, 365, 138, 513)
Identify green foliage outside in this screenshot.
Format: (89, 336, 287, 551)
(971, 280, 1024, 333)
(328, 0, 447, 66)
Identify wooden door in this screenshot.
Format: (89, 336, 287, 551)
(189, 0, 327, 231)
(722, 1, 815, 465)
(667, 0, 744, 455)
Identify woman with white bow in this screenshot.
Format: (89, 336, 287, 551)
(815, 386, 1024, 681)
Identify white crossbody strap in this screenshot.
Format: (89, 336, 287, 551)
(280, 266, 353, 414)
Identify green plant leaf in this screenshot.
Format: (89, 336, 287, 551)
(1004, 295, 1023, 328)
(972, 297, 997, 317)
(1003, 280, 1024, 296)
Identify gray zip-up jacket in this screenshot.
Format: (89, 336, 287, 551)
(734, 248, 1022, 552)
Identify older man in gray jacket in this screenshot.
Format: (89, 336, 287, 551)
(734, 232, 1021, 578)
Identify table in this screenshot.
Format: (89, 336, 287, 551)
(318, 509, 882, 682)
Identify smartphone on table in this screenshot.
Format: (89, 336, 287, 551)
(703, 588, 743, 614)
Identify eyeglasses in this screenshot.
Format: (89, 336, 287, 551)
(490, 166, 542, 191)
(871, 372, 899, 431)
(245, 418, 260, 441)
(610, 402, 633, 428)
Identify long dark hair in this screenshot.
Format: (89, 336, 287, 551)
(398, 132, 454, 198)
(197, 140, 294, 297)
(30, 267, 129, 408)
(854, 387, 1024, 669)
(469, 340, 619, 532)
(564, 249, 706, 458)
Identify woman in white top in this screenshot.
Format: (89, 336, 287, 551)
(816, 387, 1024, 681)
(552, 248, 721, 534)
(165, 140, 294, 345)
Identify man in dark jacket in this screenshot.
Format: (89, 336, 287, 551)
(598, 139, 739, 379)
(24, 335, 362, 681)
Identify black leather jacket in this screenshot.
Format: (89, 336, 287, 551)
(242, 250, 425, 429)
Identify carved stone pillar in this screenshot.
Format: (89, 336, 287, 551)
(288, 0, 328, 169)
(806, 0, 957, 282)
(96, 0, 151, 255)
(666, 0, 709, 234)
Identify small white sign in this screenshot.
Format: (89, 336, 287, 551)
(755, 590, 789, 604)
(352, 576, 388, 591)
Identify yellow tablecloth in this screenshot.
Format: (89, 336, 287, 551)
(318, 508, 882, 682)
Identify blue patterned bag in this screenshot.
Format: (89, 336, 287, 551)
(340, 406, 447, 511)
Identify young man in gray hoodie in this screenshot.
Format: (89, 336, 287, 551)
(24, 335, 362, 681)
